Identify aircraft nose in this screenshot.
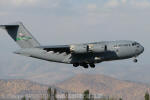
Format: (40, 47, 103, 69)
(140, 45, 144, 53)
(138, 44, 144, 54)
(135, 44, 144, 55)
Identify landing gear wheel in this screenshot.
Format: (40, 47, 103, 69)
(80, 63, 89, 68)
(133, 59, 138, 63)
(73, 63, 79, 67)
(89, 64, 95, 68)
(83, 65, 88, 68)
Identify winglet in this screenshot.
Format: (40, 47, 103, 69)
(0, 22, 40, 48)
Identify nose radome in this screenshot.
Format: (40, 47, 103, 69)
(139, 45, 144, 54)
(141, 45, 144, 53)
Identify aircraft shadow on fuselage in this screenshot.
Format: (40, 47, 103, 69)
(70, 51, 119, 64)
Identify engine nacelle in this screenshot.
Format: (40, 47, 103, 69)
(70, 45, 88, 53)
(88, 44, 106, 53)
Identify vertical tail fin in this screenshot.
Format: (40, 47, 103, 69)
(0, 22, 40, 48)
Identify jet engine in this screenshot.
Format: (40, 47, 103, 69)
(70, 45, 88, 53)
(88, 44, 106, 53)
(70, 44, 107, 54)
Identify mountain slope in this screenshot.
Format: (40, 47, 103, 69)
(0, 79, 48, 98)
(1, 74, 150, 100)
(0, 79, 73, 100)
(57, 74, 150, 100)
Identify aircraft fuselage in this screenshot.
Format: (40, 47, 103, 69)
(15, 40, 144, 68)
(0, 22, 144, 68)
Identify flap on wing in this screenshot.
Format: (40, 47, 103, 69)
(37, 45, 70, 53)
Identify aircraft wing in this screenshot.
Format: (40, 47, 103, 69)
(37, 45, 71, 53)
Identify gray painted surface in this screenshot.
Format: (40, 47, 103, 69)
(0, 22, 144, 68)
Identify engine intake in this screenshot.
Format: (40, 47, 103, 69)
(70, 45, 88, 53)
(88, 44, 106, 53)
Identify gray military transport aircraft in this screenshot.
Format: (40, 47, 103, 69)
(0, 22, 144, 68)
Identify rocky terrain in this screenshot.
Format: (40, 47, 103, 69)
(0, 79, 48, 99)
(0, 74, 150, 100)
(57, 74, 150, 100)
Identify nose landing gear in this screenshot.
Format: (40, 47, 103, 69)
(133, 58, 138, 63)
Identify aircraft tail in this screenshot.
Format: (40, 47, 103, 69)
(0, 22, 40, 48)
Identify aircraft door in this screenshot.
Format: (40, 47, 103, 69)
(105, 45, 107, 51)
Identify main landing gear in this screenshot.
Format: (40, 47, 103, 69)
(80, 63, 88, 68)
(89, 63, 95, 68)
(73, 63, 95, 68)
(73, 63, 79, 67)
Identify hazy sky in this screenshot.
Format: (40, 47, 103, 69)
(0, 0, 150, 84)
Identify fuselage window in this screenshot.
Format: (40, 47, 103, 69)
(132, 42, 140, 46)
(118, 44, 130, 47)
(132, 43, 136, 46)
(114, 44, 130, 48)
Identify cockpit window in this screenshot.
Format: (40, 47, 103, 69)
(132, 42, 139, 46)
(132, 43, 136, 46)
